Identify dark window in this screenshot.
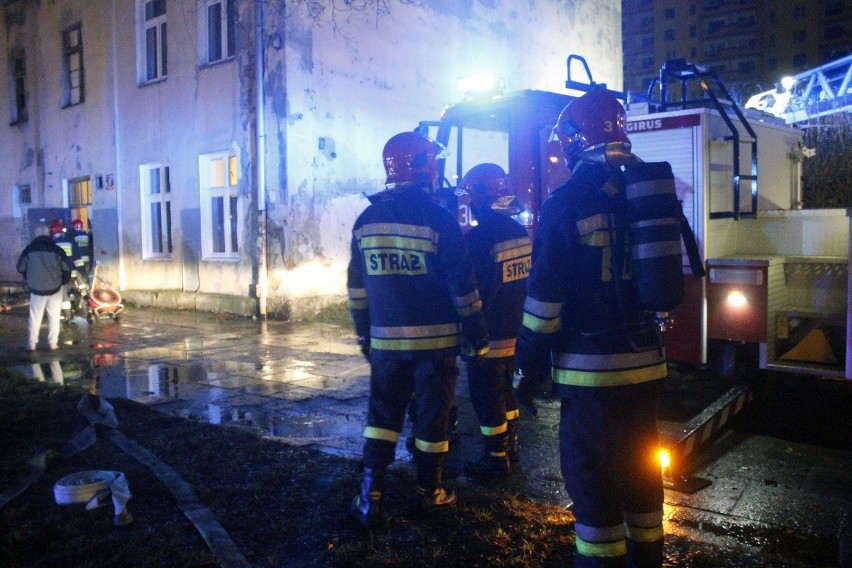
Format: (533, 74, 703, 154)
(665, 8, 675, 19)
(793, 53, 807, 67)
(206, 0, 236, 64)
(10, 50, 26, 123)
(664, 29, 676, 41)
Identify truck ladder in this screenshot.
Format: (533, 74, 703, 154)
(782, 54, 852, 123)
(648, 59, 758, 220)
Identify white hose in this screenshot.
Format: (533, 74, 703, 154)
(53, 470, 132, 525)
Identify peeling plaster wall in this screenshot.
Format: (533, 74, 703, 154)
(262, 0, 622, 301)
(0, 0, 117, 282)
(0, 0, 622, 317)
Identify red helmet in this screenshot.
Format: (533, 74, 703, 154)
(459, 163, 523, 215)
(71, 219, 83, 231)
(551, 89, 629, 165)
(50, 219, 65, 236)
(382, 131, 446, 190)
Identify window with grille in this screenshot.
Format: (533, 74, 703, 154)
(69, 177, 91, 207)
(62, 24, 84, 106)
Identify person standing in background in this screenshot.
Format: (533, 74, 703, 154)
(17, 223, 73, 351)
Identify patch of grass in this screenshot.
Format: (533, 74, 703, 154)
(0, 369, 826, 568)
(303, 300, 353, 326)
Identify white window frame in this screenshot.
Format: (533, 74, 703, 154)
(140, 164, 173, 259)
(137, 0, 167, 83)
(199, 152, 240, 260)
(200, 0, 235, 65)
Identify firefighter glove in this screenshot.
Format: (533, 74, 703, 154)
(513, 370, 540, 417)
(461, 337, 489, 366)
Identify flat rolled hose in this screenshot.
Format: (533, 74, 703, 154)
(53, 470, 122, 505)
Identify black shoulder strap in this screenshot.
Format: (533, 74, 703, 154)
(678, 211, 706, 278)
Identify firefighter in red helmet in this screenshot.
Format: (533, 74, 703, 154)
(516, 89, 667, 567)
(457, 163, 530, 481)
(69, 219, 91, 277)
(347, 131, 488, 526)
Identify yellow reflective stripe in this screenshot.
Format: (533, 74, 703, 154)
(371, 336, 460, 351)
(552, 363, 667, 387)
(523, 297, 563, 318)
(456, 299, 483, 317)
(480, 422, 508, 436)
(553, 350, 665, 371)
(348, 299, 368, 310)
(576, 213, 610, 236)
(414, 438, 449, 453)
(348, 287, 367, 299)
(359, 235, 437, 253)
(371, 323, 459, 339)
(625, 524, 664, 543)
(581, 231, 611, 247)
(575, 536, 627, 558)
(355, 223, 438, 241)
(523, 312, 561, 333)
(486, 338, 516, 358)
(363, 426, 401, 443)
(494, 242, 532, 262)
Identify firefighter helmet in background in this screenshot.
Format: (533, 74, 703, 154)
(551, 89, 629, 166)
(71, 219, 84, 231)
(382, 131, 446, 191)
(459, 163, 524, 216)
(50, 219, 65, 236)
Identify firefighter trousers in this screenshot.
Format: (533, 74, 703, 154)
(466, 356, 520, 452)
(362, 354, 458, 471)
(558, 380, 665, 568)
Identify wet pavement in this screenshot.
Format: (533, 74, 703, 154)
(1, 303, 851, 566)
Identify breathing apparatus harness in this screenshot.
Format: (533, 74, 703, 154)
(571, 141, 706, 352)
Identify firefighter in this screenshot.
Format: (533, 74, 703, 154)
(69, 218, 91, 277)
(347, 131, 489, 526)
(458, 163, 530, 481)
(50, 219, 73, 259)
(516, 90, 667, 568)
(50, 219, 75, 315)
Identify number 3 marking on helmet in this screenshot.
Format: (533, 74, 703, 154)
(603, 120, 614, 132)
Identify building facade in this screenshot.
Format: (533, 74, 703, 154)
(1, 0, 623, 318)
(623, 0, 852, 101)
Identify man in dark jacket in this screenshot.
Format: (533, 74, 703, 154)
(458, 163, 531, 481)
(348, 131, 488, 526)
(17, 224, 73, 351)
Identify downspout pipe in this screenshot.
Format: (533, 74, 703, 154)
(255, 0, 268, 319)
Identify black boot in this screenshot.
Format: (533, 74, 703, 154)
(414, 450, 456, 512)
(506, 418, 520, 463)
(350, 466, 385, 526)
(465, 431, 510, 481)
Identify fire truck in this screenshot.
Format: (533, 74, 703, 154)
(417, 55, 850, 485)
